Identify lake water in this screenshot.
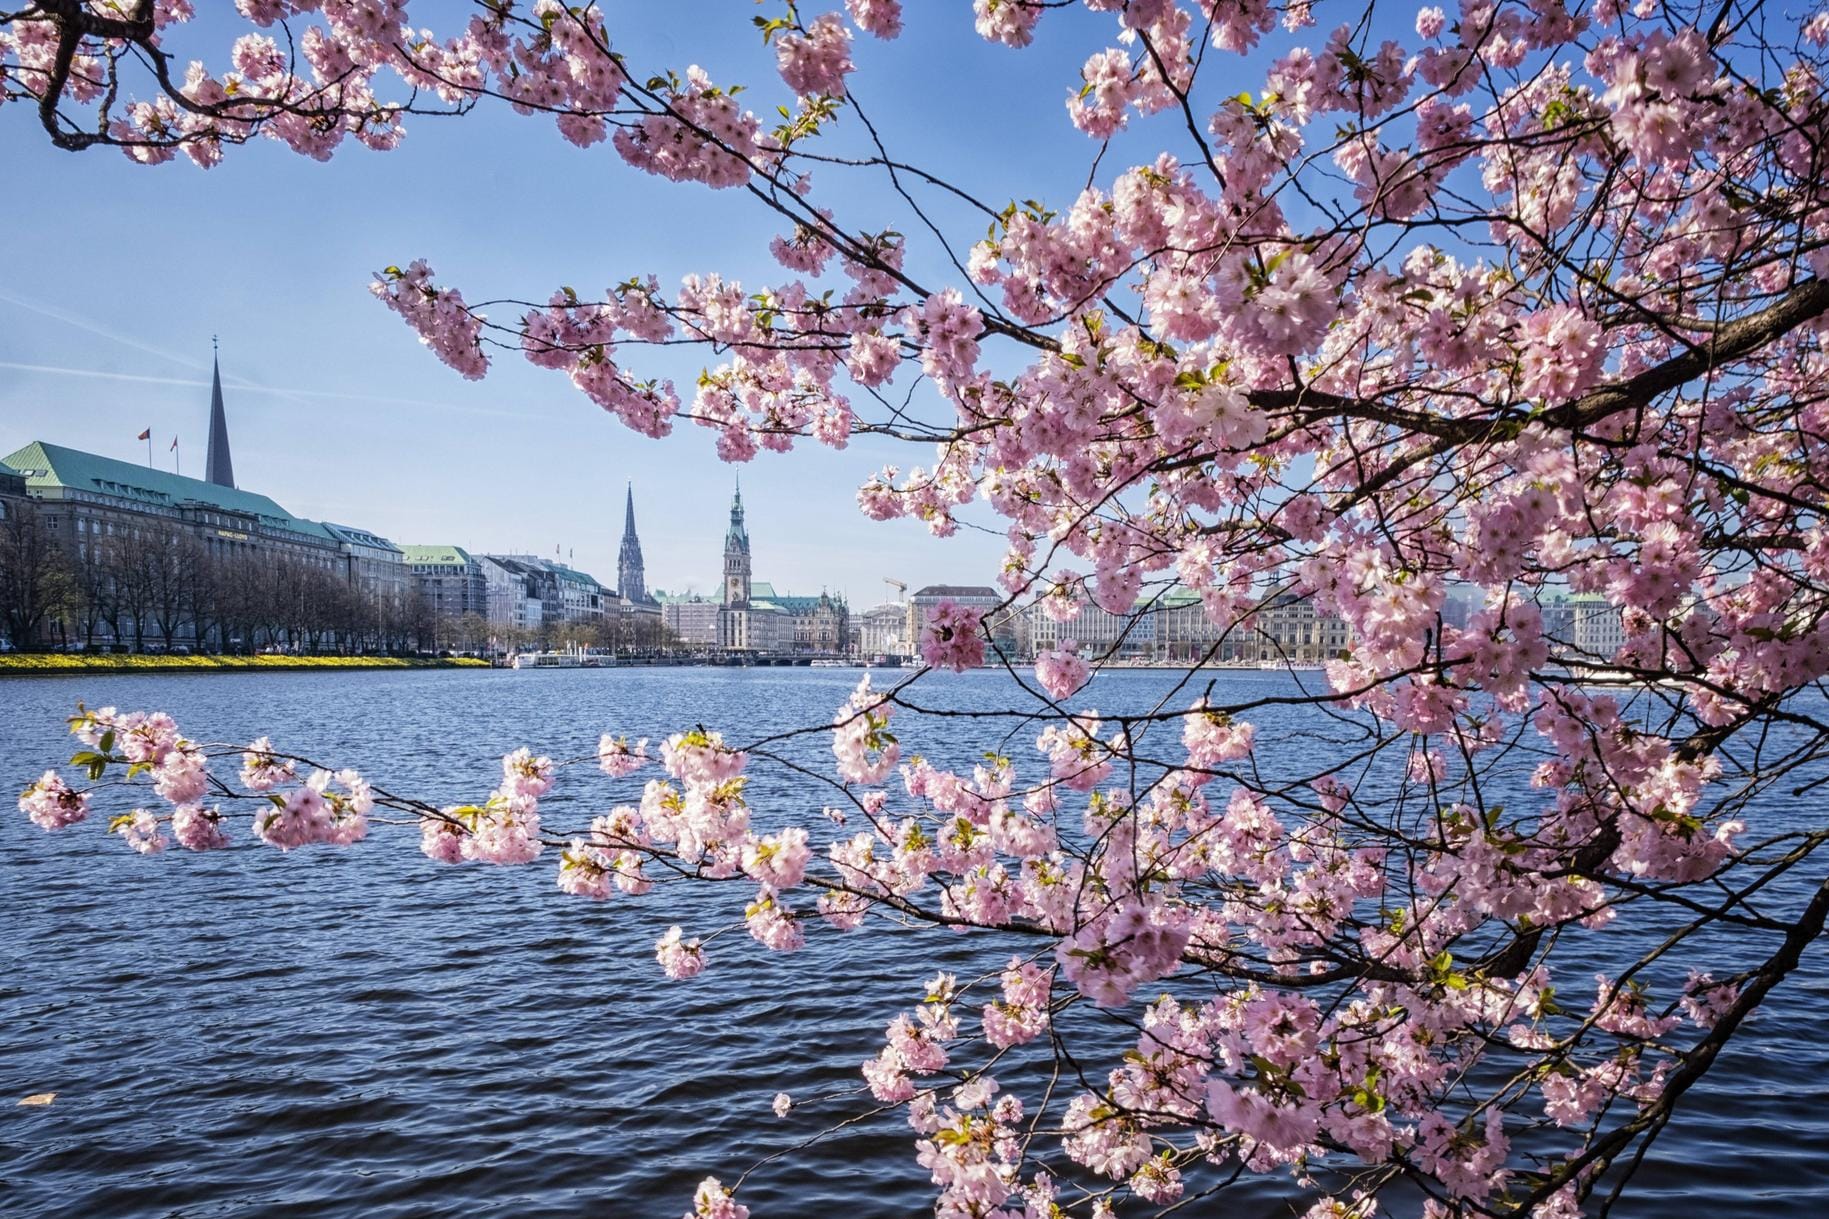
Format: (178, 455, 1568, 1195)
(1, 667, 1825, 1217)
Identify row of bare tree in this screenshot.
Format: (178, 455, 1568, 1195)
(0, 502, 418, 653)
(0, 501, 684, 655)
(422, 611, 677, 655)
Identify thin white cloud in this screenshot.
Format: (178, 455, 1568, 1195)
(0, 361, 208, 388)
(0, 289, 208, 372)
(0, 360, 558, 421)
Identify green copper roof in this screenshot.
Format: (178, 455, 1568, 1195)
(770, 594, 844, 613)
(553, 566, 601, 587)
(320, 521, 402, 554)
(401, 544, 475, 566)
(2, 441, 329, 540)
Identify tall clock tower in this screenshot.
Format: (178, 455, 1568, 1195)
(723, 478, 751, 608)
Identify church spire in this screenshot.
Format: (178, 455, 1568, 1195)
(204, 337, 235, 489)
(618, 481, 647, 603)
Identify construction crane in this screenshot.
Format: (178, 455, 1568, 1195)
(884, 577, 908, 603)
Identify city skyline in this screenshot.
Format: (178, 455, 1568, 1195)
(0, 352, 961, 609)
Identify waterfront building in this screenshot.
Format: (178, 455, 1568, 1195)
(1240, 592, 1351, 663)
(484, 555, 607, 628)
(1026, 598, 1158, 657)
(724, 597, 789, 653)
(1154, 589, 1349, 664)
(657, 591, 721, 647)
(646, 483, 857, 656)
(0, 350, 415, 648)
(1155, 588, 1226, 661)
(1029, 586, 1351, 664)
(1566, 593, 1627, 660)
(856, 601, 909, 658)
(2, 439, 342, 571)
(402, 545, 489, 621)
(321, 522, 410, 623)
(1538, 593, 1629, 663)
(754, 585, 848, 657)
(0, 437, 362, 649)
(478, 555, 545, 635)
(601, 591, 664, 648)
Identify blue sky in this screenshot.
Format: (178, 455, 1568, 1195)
(0, 3, 1397, 604)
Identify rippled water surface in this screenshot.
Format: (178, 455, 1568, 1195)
(2, 667, 1825, 1218)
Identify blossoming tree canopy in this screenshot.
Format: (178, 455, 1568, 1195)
(12, 0, 1829, 1215)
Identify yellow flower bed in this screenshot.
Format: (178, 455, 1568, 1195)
(0, 654, 490, 675)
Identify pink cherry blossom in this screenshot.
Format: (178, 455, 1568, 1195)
(776, 12, 854, 99)
(172, 803, 232, 851)
(920, 600, 986, 672)
(656, 925, 707, 980)
(19, 770, 89, 830)
(1033, 639, 1091, 700)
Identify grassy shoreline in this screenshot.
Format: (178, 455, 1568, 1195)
(0, 654, 491, 676)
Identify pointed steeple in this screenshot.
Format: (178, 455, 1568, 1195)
(726, 474, 748, 550)
(618, 480, 647, 603)
(204, 337, 235, 489)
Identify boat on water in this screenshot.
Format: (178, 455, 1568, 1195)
(810, 659, 851, 668)
(510, 651, 595, 670)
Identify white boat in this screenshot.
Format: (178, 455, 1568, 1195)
(511, 651, 582, 670)
(810, 659, 850, 668)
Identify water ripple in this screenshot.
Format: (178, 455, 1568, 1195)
(2, 668, 1825, 1216)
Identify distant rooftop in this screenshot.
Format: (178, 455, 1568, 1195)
(320, 521, 402, 554)
(401, 544, 475, 566)
(487, 554, 605, 589)
(912, 584, 1001, 600)
(2, 440, 330, 541)
(770, 593, 844, 613)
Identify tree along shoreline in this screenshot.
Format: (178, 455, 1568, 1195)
(0, 655, 490, 677)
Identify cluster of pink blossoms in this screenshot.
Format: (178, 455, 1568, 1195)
(370, 261, 489, 380)
(19, 771, 88, 830)
(252, 767, 373, 850)
(655, 925, 706, 980)
(774, 12, 854, 99)
(1032, 638, 1091, 700)
(832, 675, 899, 783)
(919, 600, 987, 671)
(422, 746, 551, 866)
(597, 734, 651, 778)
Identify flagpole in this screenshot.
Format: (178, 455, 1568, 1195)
(145, 434, 152, 467)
